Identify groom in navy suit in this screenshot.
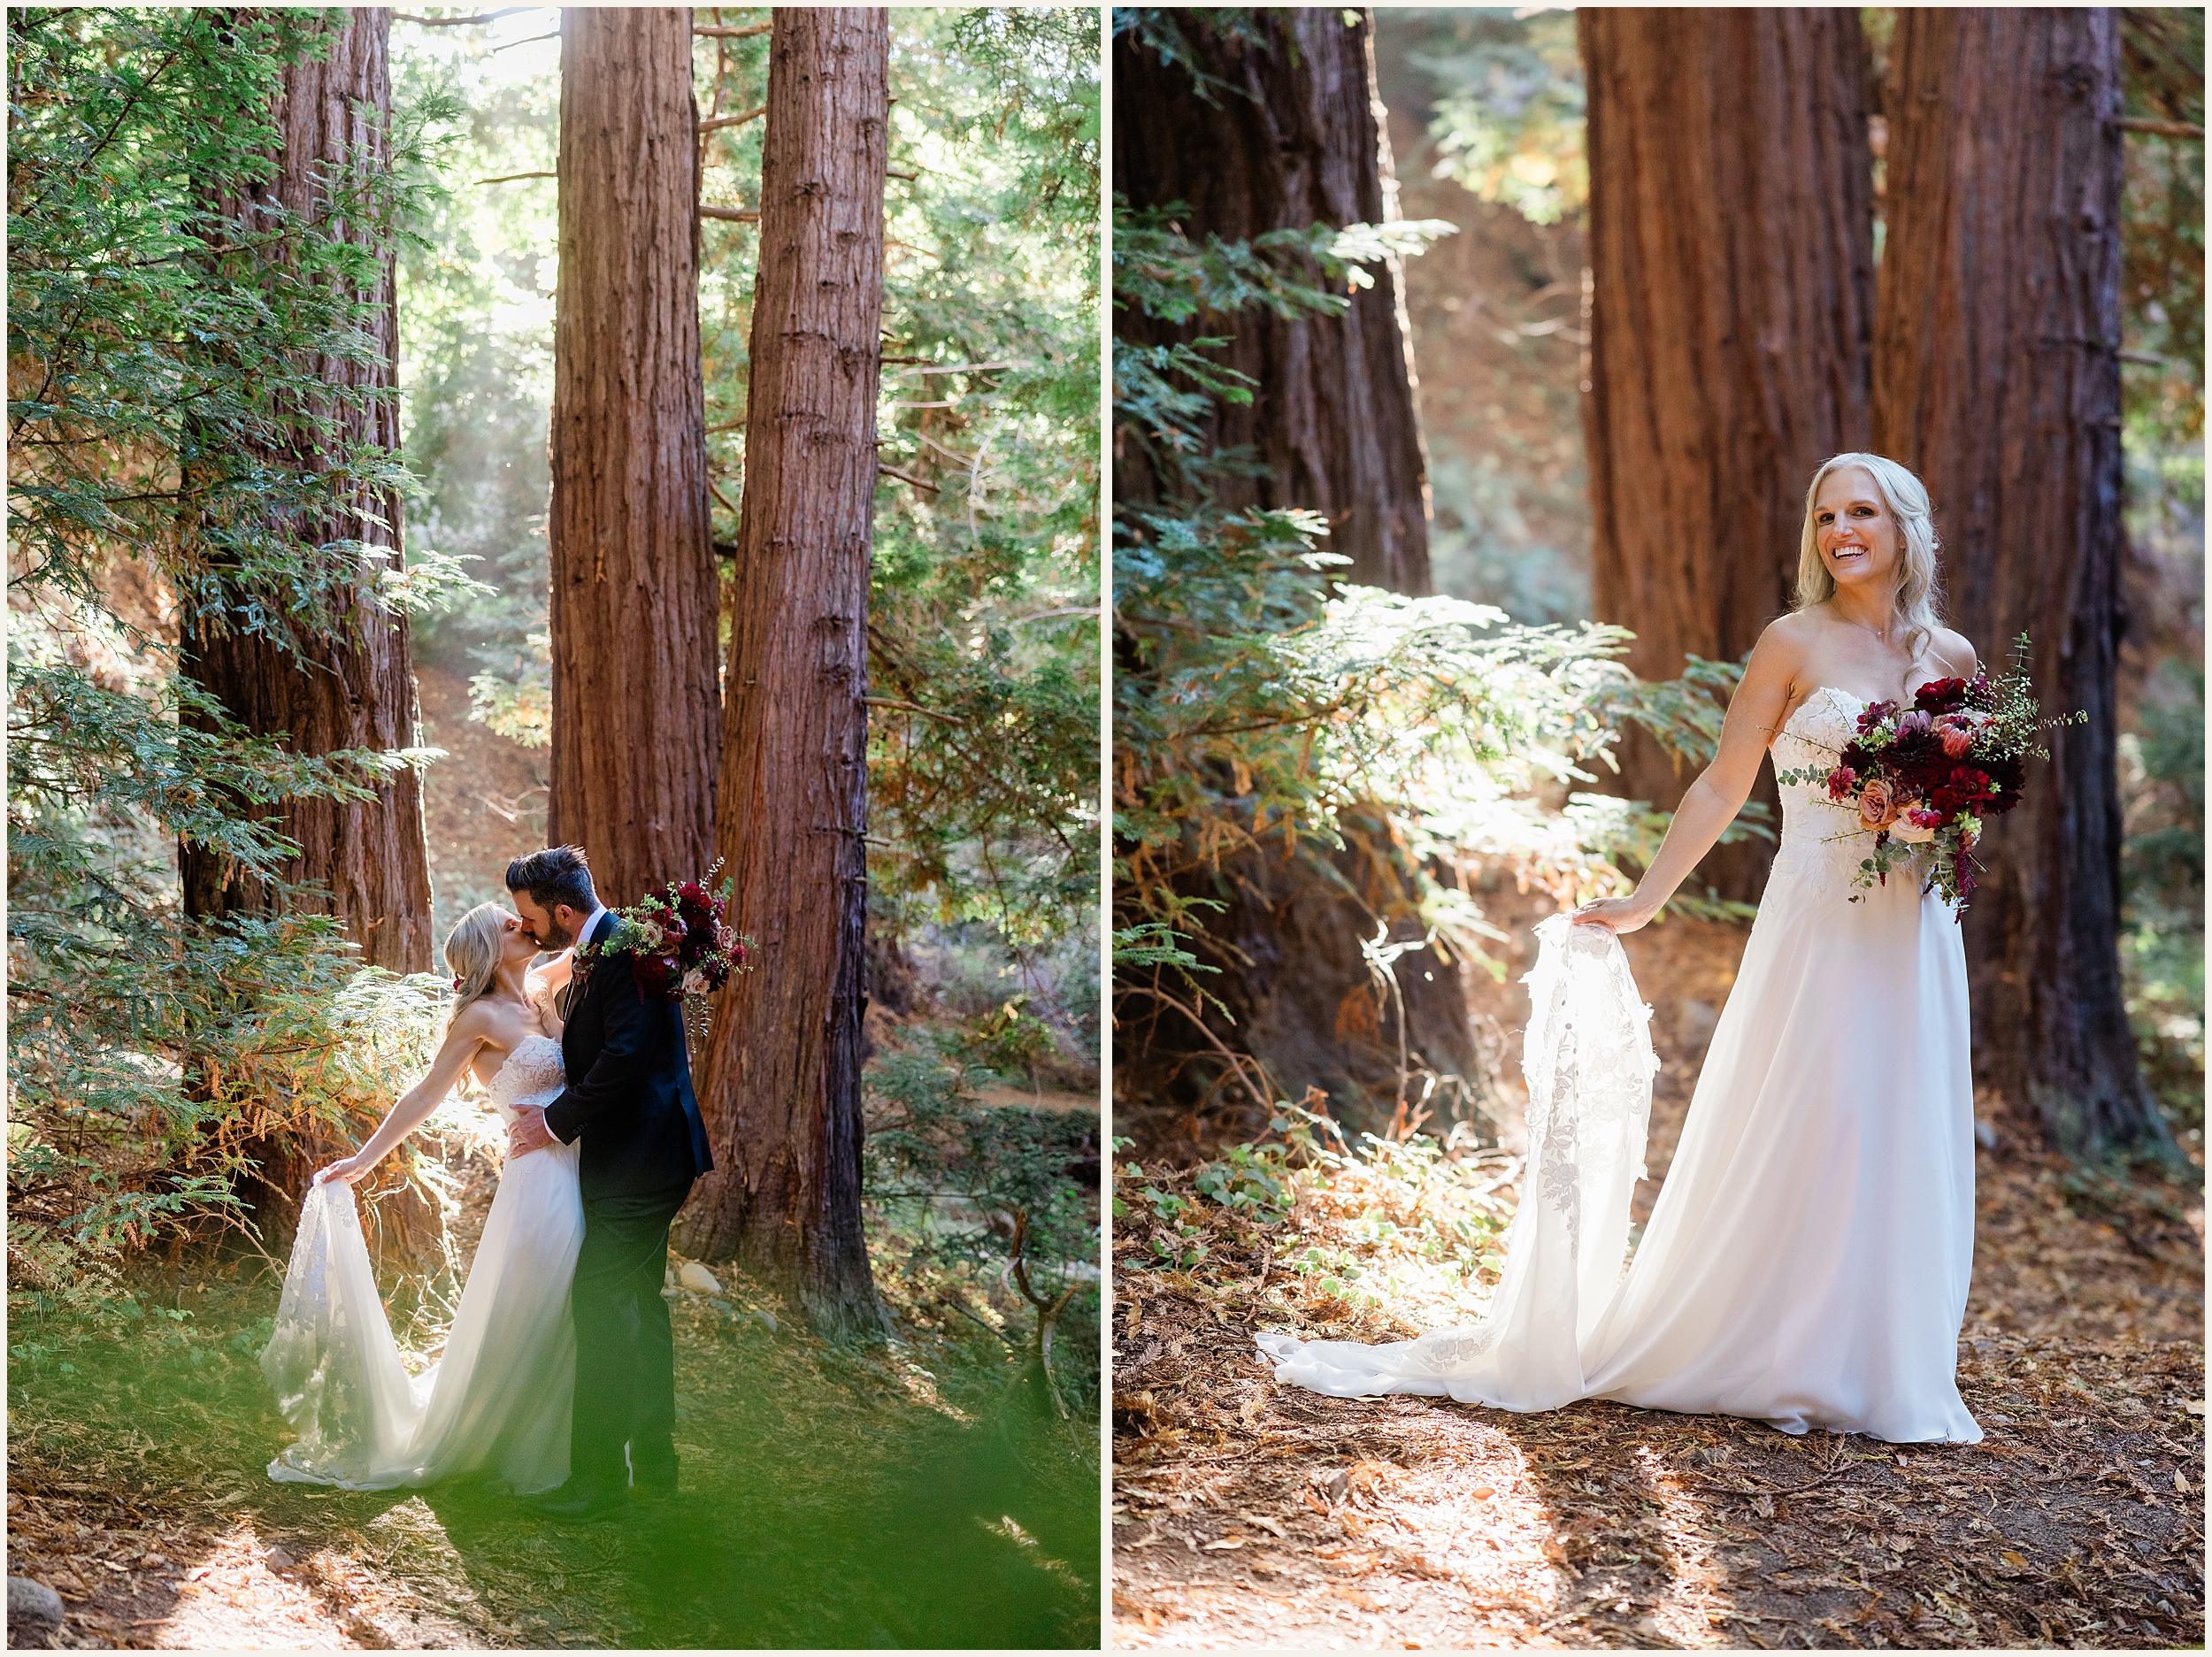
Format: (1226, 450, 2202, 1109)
(504, 845, 714, 1519)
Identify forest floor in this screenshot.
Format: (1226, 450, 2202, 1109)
(1110, 910, 2206, 1651)
(8, 1132, 1099, 1651)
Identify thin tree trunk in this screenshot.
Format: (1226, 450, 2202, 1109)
(1114, 6, 1432, 594)
(1578, 7, 1877, 901)
(178, 8, 437, 1261)
(673, 7, 889, 1338)
(1872, 7, 2171, 1162)
(549, 6, 718, 908)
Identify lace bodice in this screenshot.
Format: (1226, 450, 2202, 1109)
(1767, 686, 1892, 901)
(487, 1035, 565, 1124)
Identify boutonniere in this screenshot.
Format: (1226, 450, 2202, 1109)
(572, 867, 756, 1039)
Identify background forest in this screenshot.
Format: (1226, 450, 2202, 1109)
(1111, 6, 2202, 1649)
(9, 6, 1099, 1648)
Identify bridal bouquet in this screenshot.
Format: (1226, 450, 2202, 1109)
(576, 872, 754, 1026)
(1776, 637, 2078, 912)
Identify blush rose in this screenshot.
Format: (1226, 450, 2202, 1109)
(1858, 777, 1900, 830)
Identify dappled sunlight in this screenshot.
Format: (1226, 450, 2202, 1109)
(1114, 1129, 2203, 1648)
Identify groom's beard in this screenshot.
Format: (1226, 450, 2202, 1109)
(515, 904, 574, 951)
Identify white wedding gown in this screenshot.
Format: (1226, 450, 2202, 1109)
(262, 1034, 586, 1491)
(1260, 686, 1983, 1444)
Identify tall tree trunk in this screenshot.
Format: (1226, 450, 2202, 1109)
(178, 8, 438, 1260)
(1113, 10, 1478, 1147)
(1114, 6, 1432, 594)
(180, 7, 432, 975)
(1871, 8, 2171, 1162)
(548, 6, 718, 908)
(672, 7, 889, 1338)
(1578, 7, 1877, 901)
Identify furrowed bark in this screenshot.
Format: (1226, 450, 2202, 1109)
(673, 6, 890, 1338)
(1578, 6, 1878, 901)
(1114, 6, 1432, 594)
(549, 5, 718, 908)
(1871, 6, 2172, 1162)
(178, 8, 437, 1261)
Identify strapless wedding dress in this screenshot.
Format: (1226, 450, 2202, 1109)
(262, 1034, 586, 1491)
(1260, 686, 1983, 1444)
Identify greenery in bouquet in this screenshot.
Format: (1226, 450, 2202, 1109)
(1776, 636, 2084, 913)
(574, 873, 754, 1039)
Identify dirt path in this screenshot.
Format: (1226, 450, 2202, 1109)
(1110, 1138, 2204, 1649)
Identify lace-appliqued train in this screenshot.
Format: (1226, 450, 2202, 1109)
(1257, 915, 1656, 1405)
(261, 1182, 423, 1486)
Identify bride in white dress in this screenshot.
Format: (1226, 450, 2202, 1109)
(1261, 453, 1985, 1445)
(261, 901, 586, 1492)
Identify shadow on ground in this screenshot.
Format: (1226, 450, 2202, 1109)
(1110, 1120, 2203, 1649)
(9, 1269, 1099, 1649)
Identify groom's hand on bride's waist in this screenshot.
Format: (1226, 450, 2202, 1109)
(508, 1105, 557, 1159)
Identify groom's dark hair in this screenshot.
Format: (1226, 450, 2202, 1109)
(506, 845, 596, 915)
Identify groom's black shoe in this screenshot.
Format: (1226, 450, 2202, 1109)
(521, 1480, 627, 1523)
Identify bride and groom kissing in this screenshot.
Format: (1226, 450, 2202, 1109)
(260, 845, 714, 1522)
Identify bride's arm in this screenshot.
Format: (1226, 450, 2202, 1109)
(523, 949, 572, 1036)
(314, 1007, 493, 1185)
(526, 947, 575, 997)
(1573, 622, 1805, 933)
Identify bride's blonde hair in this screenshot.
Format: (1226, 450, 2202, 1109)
(443, 902, 509, 1018)
(1793, 452, 1945, 668)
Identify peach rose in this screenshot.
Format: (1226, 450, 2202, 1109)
(1892, 803, 1939, 844)
(1857, 777, 1900, 830)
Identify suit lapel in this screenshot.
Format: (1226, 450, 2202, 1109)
(557, 910, 615, 1022)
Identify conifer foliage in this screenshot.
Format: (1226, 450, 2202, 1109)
(10, 9, 463, 1289)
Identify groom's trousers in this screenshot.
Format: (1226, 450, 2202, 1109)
(569, 1181, 692, 1495)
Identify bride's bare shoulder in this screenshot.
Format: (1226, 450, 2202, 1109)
(1927, 625, 1979, 676)
(1760, 608, 1826, 650)
(1747, 611, 1820, 686)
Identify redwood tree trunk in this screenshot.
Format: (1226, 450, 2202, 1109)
(179, 8, 437, 1262)
(180, 8, 433, 976)
(1871, 8, 2170, 1162)
(1112, 11, 1479, 1147)
(548, 6, 718, 908)
(1114, 7, 1432, 593)
(1578, 7, 1877, 901)
(672, 7, 888, 1337)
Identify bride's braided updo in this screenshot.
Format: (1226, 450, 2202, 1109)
(443, 902, 509, 1017)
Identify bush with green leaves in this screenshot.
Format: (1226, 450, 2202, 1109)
(1111, 194, 1769, 1048)
(864, 1042, 1099, 1411)
(9, 8, 461, 1305)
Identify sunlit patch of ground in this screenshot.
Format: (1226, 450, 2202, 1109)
(1113, 1034, 2205, 1648)
(10, 1125, 1100, 1651)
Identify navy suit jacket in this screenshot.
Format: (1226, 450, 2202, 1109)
(544, 910, 715, 1201)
